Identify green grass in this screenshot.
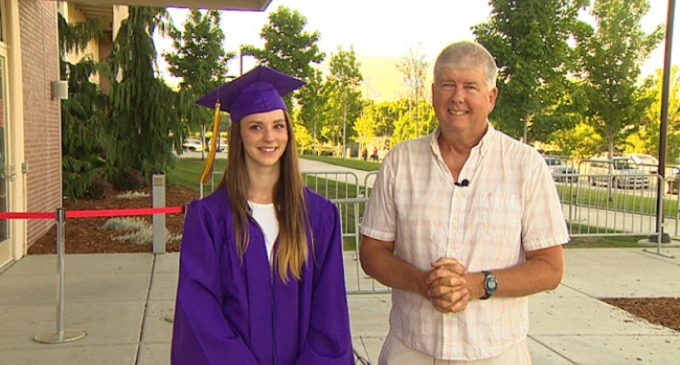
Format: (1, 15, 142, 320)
(567, 235, 648, 248)
(566, 222, 676, 248)
(556, 184, 679, 218)
(303, 174, 361, 199)
(302, 175, 365, 251)
(166, 158, 226, 191)
(300, 154, 381, 171)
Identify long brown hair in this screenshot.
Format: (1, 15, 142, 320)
(218, 110, 313, 282)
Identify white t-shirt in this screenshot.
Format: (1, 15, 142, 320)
(248, 201, 279, 264)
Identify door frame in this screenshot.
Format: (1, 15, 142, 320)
(0, 0, 29, 267)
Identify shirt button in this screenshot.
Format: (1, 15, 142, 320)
(456, 191, 463, 197)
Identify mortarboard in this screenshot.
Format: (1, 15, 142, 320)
(196, 66, 305, 185)
(196, 66, 306, 122)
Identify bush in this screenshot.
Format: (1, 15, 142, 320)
(85, 176, 113, 200)
(113, 169, 148, 191)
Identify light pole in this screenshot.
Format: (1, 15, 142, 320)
(342, 90, 347, 160)
(239, 47, 245, 75)
(651, 0, 676, 246)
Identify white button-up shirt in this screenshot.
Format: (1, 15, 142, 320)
(361, 125, 569, 360)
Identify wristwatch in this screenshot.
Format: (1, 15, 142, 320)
(480, 271, 498, 300)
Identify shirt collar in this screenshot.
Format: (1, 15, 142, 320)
(429, 122, 497, 158)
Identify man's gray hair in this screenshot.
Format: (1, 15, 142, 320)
(433, 41, 498, 89)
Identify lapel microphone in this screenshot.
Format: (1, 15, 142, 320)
(454, 179, 470, 187)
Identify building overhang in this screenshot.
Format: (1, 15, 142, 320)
(70, 0, 272, 12)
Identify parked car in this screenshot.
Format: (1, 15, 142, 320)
(663, 165, 680, 194)
(622, 153, 659, 174)
(586, 156, 650, 189)
(182, 137, 203, 152)
(207, 137, 227, 152)
(544, 156, 579, 183)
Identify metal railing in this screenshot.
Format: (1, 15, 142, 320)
(306, 167, 680, 293)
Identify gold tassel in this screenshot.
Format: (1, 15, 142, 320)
(199, 103, 221, 184)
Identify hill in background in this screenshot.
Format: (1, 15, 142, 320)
(319, 54, 434, 104)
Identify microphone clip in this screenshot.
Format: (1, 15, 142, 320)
(454, 179, 470, 187)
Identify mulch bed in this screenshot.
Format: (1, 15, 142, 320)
(27, 186, 198, 254)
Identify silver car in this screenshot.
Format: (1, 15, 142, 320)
(544, 156, 579, 183)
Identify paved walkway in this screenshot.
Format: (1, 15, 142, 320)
(2, 159, 680, 364)
(1, 249, 678, 364)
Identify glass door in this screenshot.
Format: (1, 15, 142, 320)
(0, 53, 11, 268)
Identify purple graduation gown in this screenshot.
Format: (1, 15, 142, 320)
(171, 187, 353, 365)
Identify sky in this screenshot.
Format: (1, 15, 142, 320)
(159, 0, 678, 98)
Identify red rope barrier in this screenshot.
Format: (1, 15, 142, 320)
(66, 206, 183, 218)
(0, 212, 57, 219)
(0, 206, 183, 220)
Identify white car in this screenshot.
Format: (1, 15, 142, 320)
(586, 156, 649, 189)
(182, 138, 203, 152)
(622, 153, 659, 174)
(208, 137, 227, 152)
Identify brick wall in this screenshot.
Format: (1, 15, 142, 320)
(19, 0, 61, 246)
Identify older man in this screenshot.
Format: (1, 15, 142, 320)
(360, 41, 569, 365)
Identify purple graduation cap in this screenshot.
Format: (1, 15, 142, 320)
(196, 66, 306, 122)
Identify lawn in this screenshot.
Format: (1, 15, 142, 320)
(556, 184, 679, 218)
(166, 157, 226, 192)
(300, 154, 381, 171)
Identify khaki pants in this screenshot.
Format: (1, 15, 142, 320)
(378, 331, 532, 365)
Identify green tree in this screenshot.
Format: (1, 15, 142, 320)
(391, 110, 414, 145)
(241, 5, 324, 107)
(373, 99, 407, 137)
(354, 100, 378, 148)
(164, 9, 234, 157)
(297, 68, 329, 153)
(473, 0, 589, 142)
(549, 122, 603, 160)
(58, 13, 109, 199)
(627, 67, 680, 161)
(292, 121, 313, 154)
(326, 46, 363, 157)
(106, 7, 185, 175)
(573, 0, 663, 161)
(396, 46, 430, 137)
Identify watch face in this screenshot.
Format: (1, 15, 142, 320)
(485, 273, 498, 293)
(487, 279, 497, 291)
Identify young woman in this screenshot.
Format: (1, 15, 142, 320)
(172, 67, 353, 364)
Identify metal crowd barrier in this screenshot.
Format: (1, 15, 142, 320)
(306, 167, 680, 292)
(303, 171, 389, 295)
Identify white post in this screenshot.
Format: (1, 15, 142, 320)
(152, 171, 166, 254)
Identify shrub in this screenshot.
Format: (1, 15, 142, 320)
(100, 217, 181, 245)
(113, 169, 148, 191)
(85, 176, 112, 200)
(116, 191, 150, 200)
(99, 217, 148, 231)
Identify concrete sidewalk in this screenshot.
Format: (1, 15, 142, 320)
(0, 248, 678, 364)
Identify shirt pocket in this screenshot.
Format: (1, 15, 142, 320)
(468, 192, 523, 265)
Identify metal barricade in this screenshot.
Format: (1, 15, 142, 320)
(303, 171, 389, 294)
(361, 171, 378, 198)
(552, 171, 679, 241)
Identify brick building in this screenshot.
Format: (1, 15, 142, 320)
(0, 0, 270, 269)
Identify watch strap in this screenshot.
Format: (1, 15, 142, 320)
(480, 270, 496, 300)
